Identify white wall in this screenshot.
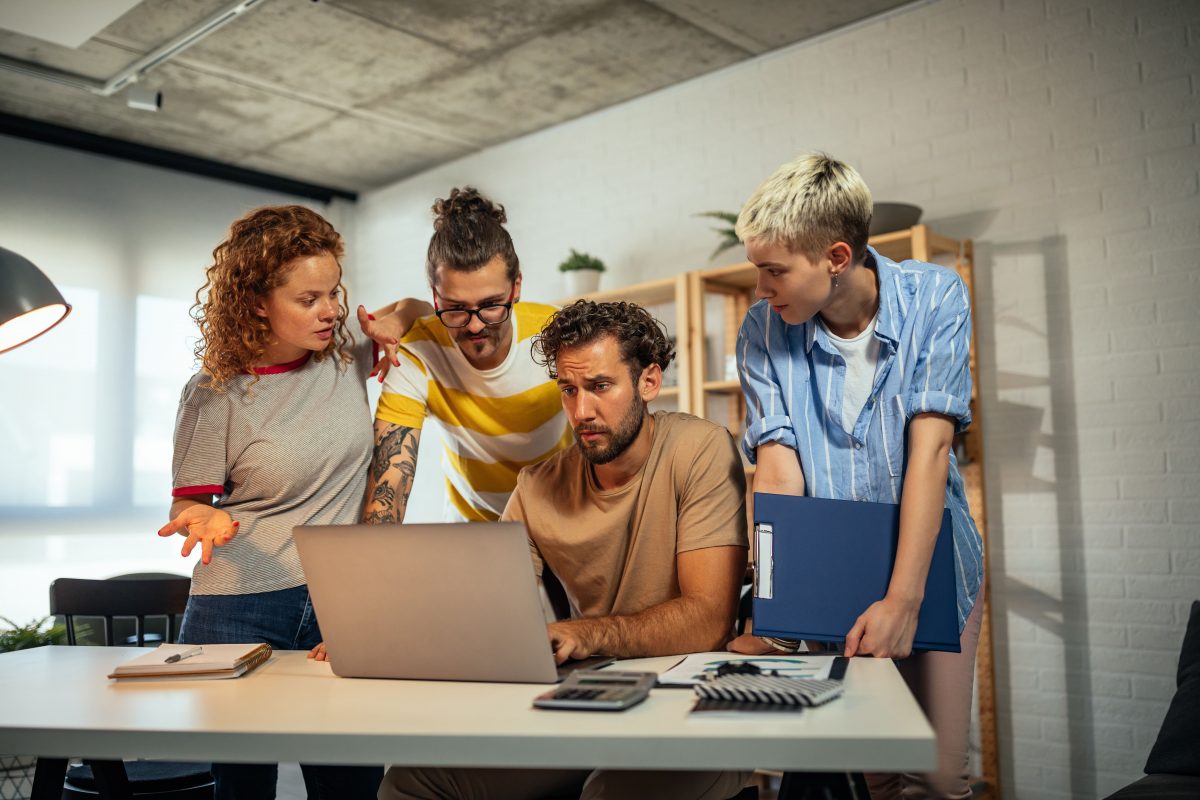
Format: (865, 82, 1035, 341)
(0, 135, 346, 625)
(353, 0, 1200, 796)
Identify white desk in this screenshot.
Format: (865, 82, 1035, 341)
(0, 647, 934, 773)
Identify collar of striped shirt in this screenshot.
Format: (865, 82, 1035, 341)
(803, 246, 903, 355)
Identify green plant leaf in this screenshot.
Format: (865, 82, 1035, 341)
(694, 211, 739, 225)
(0, 615, 67, 652)
(557, 248, 606, 273)
(694, 211, 742, 260)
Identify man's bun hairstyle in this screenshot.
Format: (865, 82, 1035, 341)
(426, 186, 520, 284)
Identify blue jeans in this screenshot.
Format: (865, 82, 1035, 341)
(180, 585, 383, 800)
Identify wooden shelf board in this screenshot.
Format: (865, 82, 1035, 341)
(657, 386, 681, 398)
(557, 275, 679, 306)
(868, 231, 916, 262)
(703, 379, 741, 392)
(928, 232, 962, 258)
(699, 261, 757, 290)
(867, 229, 913, 247)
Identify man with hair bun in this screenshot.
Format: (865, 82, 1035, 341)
(309, 186, 579, 664)
(378, 300, 752, 800)
(364, 186, 573, 526)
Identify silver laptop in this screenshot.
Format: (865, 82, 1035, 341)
(294, 522, 613, 683)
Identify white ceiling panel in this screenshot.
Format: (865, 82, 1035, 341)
(0, 0, 144, 49)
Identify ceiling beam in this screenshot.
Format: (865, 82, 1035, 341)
(0, 111, 357, 204)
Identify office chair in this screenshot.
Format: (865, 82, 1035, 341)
(34, 576, 214, 800)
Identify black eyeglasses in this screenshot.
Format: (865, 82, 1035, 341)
(433, 286, 516, 329)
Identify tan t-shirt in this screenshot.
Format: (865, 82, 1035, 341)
(503, 411, 748, 618)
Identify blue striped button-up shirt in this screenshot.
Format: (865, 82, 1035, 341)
(737, 246, 984, 630)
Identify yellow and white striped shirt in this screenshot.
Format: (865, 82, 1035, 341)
(375, 302, 572, 521)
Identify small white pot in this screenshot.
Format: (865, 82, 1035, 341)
(562, 269, 602, 296)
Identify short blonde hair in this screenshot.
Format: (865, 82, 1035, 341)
(736, 152, 873, 263)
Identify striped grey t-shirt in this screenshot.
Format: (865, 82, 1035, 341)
(171, 341, 373, 595)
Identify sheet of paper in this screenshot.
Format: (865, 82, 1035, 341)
(656, 651, 834, 686)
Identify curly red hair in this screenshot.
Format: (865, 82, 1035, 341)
(192, 205, 352, 391)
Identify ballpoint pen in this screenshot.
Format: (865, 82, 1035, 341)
(164, 646, 203, 664)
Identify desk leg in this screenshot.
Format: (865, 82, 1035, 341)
(87, 759, 133, 800)
(32, 758, 67, 800)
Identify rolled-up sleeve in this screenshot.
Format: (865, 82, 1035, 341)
(906, 274, 973, 431)
(736, 308, 797, 464)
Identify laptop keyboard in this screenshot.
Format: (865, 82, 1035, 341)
(555, 655, 616, 681)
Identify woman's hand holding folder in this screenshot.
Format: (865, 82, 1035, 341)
(843, 594, 921, 658)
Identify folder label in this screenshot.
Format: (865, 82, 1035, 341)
(754, 523, 774, 599)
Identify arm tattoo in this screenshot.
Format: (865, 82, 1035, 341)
(363, 423, 420, 524)
(371, 481, 395, 507)
(371, 425, 416, 481)
(363, 509, 396, 525)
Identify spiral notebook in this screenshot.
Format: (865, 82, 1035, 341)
(694, 674, 845, 707)
(108, 642, 273, 681)
(690, 657, 848, 715)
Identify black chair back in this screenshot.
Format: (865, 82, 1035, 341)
(49, 576, 190, 646)
(37, 575, 213, 799)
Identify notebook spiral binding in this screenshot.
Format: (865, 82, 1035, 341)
(693, 674, 844, 707)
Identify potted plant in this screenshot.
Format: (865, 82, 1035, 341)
(1, 616, 68, 800)
(694, 211, 742, 261)
(0, 615, 66, 652)
(558, 249, 606, 296)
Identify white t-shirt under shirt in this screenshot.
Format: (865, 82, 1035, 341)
(171, 341, 373, 595)
(819, 314, 881, 435)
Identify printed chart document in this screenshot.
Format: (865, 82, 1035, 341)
(108, 642, 272, 681)
(657, 652, 834, 687)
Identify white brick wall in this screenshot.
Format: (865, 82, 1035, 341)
(352, 0, 1200, 796)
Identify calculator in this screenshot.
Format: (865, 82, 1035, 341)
(533, 670, 656, 711)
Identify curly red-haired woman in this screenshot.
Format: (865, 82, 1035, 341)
(157, 205, 400, 798)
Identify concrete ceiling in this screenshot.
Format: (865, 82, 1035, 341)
(0, 0, 911, 195)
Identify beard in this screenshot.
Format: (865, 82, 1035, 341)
(453, 323, 503, 359)
(575, 397, 647, 465)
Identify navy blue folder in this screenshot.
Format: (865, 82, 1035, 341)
(752, 492, 961, 653)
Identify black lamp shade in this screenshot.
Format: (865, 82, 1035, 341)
(0, 246, 72, 354)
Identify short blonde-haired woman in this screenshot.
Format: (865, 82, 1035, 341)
(731, 153, 985, 800)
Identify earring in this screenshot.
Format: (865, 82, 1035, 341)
(832, 273, 840, 290)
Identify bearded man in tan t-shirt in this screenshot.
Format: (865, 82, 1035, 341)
(378, 300, 752, 800)
(516, 299, 750, 666)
